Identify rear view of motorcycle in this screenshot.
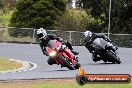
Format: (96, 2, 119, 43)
(85, 38, 121, 64)
(47, 39, 80, 70)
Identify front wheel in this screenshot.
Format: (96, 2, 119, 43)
(107, 51, 121, 64)
(59, 55, 75, 70)
(47, 57, 57, 65)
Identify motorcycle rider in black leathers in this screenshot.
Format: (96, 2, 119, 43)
(84, 31, 117, 61)
(37, 28, 78, 65)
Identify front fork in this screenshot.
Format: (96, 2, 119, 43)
(63, 48, 75, 65)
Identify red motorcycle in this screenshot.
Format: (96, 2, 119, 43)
(47, 39, 80, 70)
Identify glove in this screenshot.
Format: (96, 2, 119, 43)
(61, 45, 66, 49)
(104, 35, 111, 42)
(58, 37, 63, 42)
(59, 45, 66, 51)
(107, 38, 111, 43)
(66, 41, 73, 50)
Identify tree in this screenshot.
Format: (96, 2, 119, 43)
(56, 9, 93, 31)
(9, 0, 67, 29)
(0, 0, 3, 8)
(80, 0, 132, 33)
(0, 0, 4, 12)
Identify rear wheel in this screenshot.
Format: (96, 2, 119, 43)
(107, 51, 121, 64)
(74, 63, 81, 69)
(103, 60, 107, 63)
(59, 55, 75, 70)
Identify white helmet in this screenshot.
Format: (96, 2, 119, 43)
(84, 31, 92, 37)
(37, 28, 47, 39)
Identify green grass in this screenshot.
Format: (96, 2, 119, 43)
(0, 10, 13, 26)
(0, 57, 22, 71)
(31, 82, 132, 88)
(0, 80, 131, 88)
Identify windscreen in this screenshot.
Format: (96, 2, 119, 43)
(48, 40, 61, 49)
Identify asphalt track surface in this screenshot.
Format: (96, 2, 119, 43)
(0, 43, 132, 80)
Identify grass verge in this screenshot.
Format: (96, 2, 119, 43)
(0, 57, 22, 71)
(0, 79, 131, 88)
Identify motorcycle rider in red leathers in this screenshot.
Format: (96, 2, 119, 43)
(37, 28, 78, 65)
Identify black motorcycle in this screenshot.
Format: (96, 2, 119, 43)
(85, 38, 121, 64)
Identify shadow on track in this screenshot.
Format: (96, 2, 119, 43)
(53, 69, 69, 71)
(83, 62, 117, 66)
(43, 69, 70, 72)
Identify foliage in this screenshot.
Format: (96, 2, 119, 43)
(0, 10, 13, 26)
(0, 0, 4, 15)
(80, 0, 132, 33)
(9, 0, 67, 29)
(56, 9, 95, 32)
(9, 0, 67, 37)
(0, 0, 3, 9)
(0, 0, 15, 15)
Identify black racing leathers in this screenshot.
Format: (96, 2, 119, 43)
(84, 33, 111, 53)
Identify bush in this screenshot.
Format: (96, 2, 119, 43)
(8, 0, 67, 37)
(56, 9, 94, 31)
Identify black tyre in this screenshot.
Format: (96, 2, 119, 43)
(107, 51, 121, 64)
(47, 57, 56, 65)
(59, 55, 75, 70)
(74, 63, 81, 69)
(103, 60, 107, 63)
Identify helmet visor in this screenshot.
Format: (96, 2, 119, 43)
(37, 33, 43, 38)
